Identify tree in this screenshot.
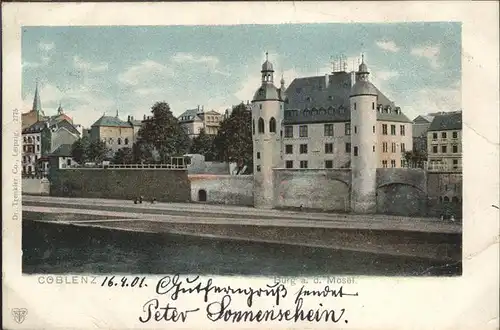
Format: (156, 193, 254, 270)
(71, 136, 91, 164)
(213, 102, 253, 171)
(112, 147, 134, 164)
(403, 150, 427, 168)
(136, 102, 191, 163)
(189, 128, 216, 161)
(87, 140, 109, 163)
(71, 137, 109, 164)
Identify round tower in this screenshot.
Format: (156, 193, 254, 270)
(349, 56, 378, 213)
(251, 53, 284, 209)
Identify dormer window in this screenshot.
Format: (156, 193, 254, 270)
(306, 96, 311, 102)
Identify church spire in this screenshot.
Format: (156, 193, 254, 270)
(32, 81, 42, 120)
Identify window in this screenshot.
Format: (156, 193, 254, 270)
(354, 102, 357, 110)
(109, 138, 113, 144)
(353, 146, 358, 156)
(443, 196, 450, 202)
(300, 144, 308, 154)
(433, 133, 438, 140)
(125, 138, 129, 145)
(285, 160, 293, 169)
(453, 159, 459, 169)
(325, 160, 333, 168)
(118, 138, 122, 145)
(452, 131, 458, 139)
(345, 123, 351, 136)
(259, 104, 262, 110)
(382, 124, 388, 135)
(37, 145, 40, 151)
(252, 120, 255, 134)
(400, 125, 405, 136)
(391, 125, 396, 135)
(401, 159, 405, 167)
(324, 124, 334, 136)
(373, 145, 375, 152)
(23, 156, 26, 163)
(67, 159, 71, 166)
(383, 142, 388, 153)
(28, 137, 33, 143)
(285, 145, 293, 154)
(391, 160, 396, 168)
(441, 132, 447, 139)
(36, 136, 40, 141)
(433, 146, 438, 153)
(257, 152, 260, 159)
(354, 126, 357, 134)
(382, 160, 388, 168)
(325, 143, 333, 154)
(269, 117, 276, 133)
(373, 126, 375, 133)
(441, 145, 447, 153)
(453, 145, 458, 153)
(401, 143, 405, 152)
(300, 160, 308, 169)
(391, 143, 396, 153)
(256, 165, 261, 172)
(299, 125, 308, 137)
(372, 102, 375, 110)
(258, 118, 265, 133)
(345, 143, 351, 153)
(284, 126, 293, 138)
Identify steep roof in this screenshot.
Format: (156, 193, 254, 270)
(178, 108, 203, 123)
(428, 112, 462, 131)
(283, 72, 411, 124)
(91, 115, 132, 128)
(49, 144, 73, 157)
(22, 121, 47, 134)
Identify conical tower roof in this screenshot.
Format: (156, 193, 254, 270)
(32, 82, 42, 113)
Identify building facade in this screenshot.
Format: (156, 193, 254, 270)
(178, 105, 223, 137)
(427, 111, 462, 171)
(21, 86, 80, 176)
(412, 114, 435, 153)
(90, 112, 141, 157)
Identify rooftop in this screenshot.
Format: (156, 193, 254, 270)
(428, 112, 462, 131)
(283, 72, 410, 124)
(91, 115, 132, 128)
(49, 144, 73, 157)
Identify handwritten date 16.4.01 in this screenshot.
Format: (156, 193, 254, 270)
(101, 276, 147, 288)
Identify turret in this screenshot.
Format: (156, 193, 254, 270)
(349, 55, 378, 213)
(251, 52, 284, 209)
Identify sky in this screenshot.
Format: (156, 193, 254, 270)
(21, 23, 461, 128)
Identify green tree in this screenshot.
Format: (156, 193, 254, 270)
(189, 128, 216, 161)
(87, 140, 109, 163)
(213, 102, 253, 171)
(71, 136, 91, 164)
(112, 147, 134, 164)
(136, 102, 191, 163)
(403, 149, 427, 168)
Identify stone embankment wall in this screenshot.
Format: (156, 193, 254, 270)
(189, 174, 253, 205)
(50, 169, 191, 202)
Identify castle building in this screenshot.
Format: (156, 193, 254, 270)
(178, 105, 224, 137)
(250, 54, 413, 212)
(281, 58, 413, 170)
(251, 53, 286, 208)
(426, 111, 462, 172)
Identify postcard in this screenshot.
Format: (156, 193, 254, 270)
(2, 2, 499, 329)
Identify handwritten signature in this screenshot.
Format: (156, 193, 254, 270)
(138, 274, 359, 324)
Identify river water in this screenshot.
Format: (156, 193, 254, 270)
(22, 213, 461, 276)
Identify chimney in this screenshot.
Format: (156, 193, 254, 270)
(350, 71, 356, 87)
(325, 74, 329, 88)
(202, 105, 204, 112)
(128, 115, 130, 121)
